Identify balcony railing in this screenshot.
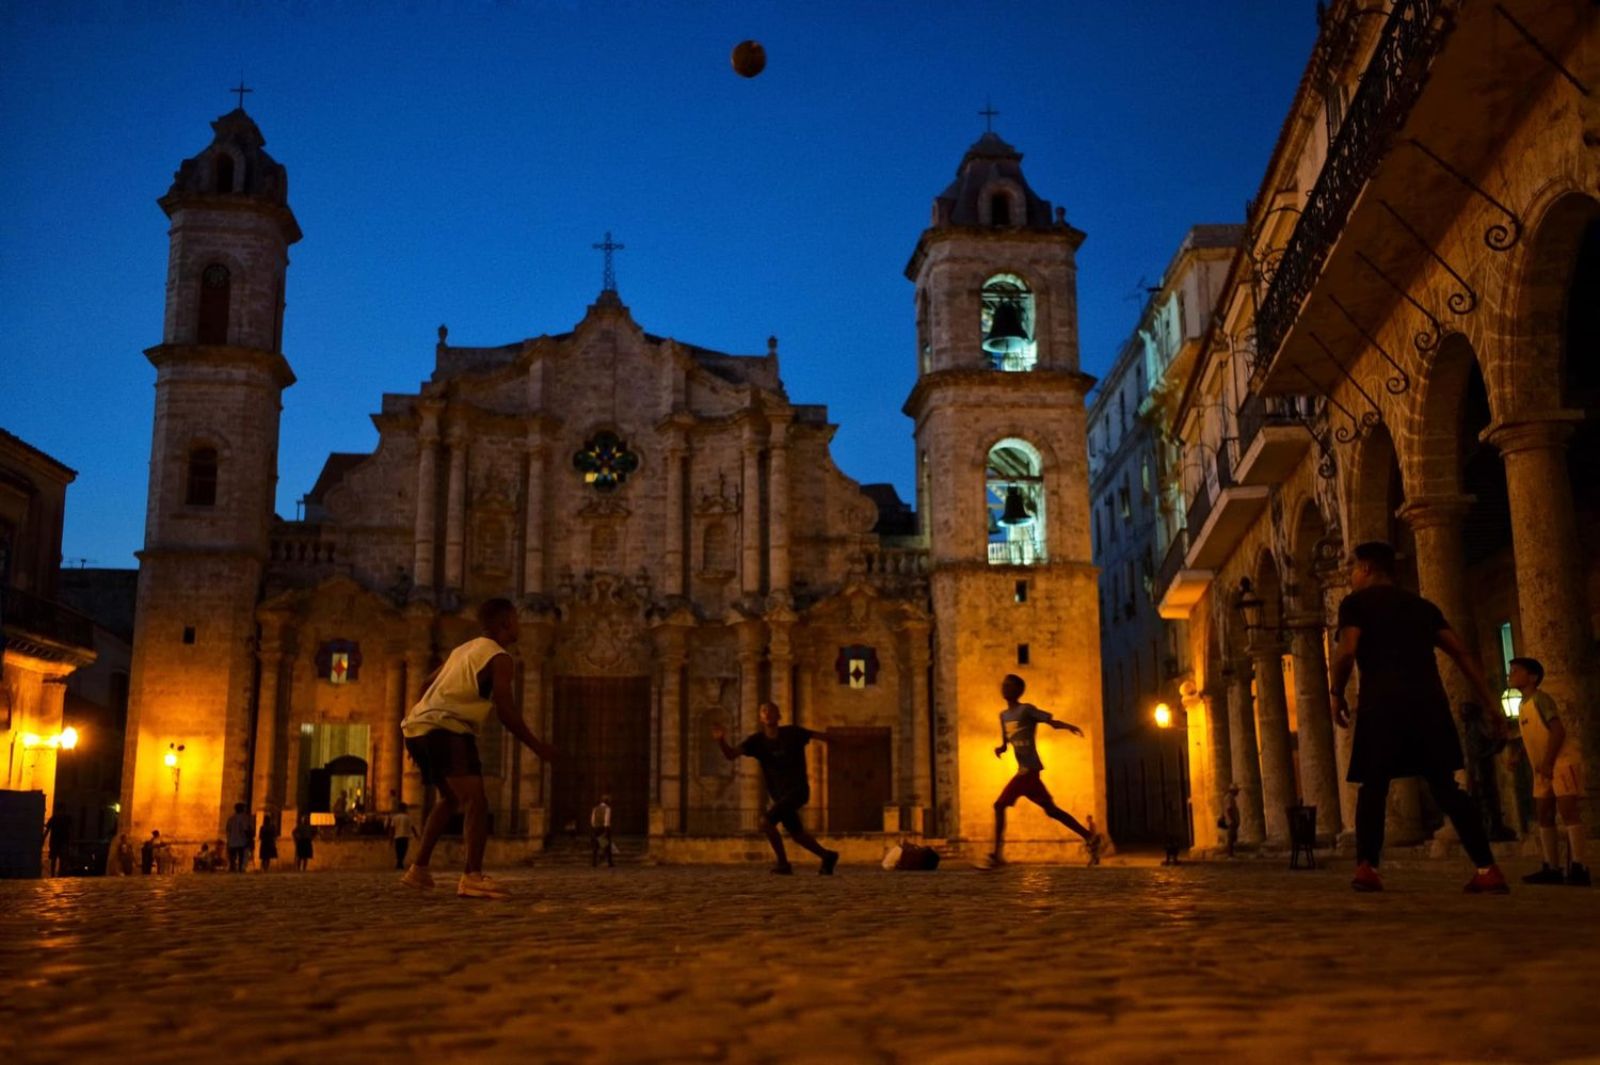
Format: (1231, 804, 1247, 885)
(1156, 528, 1190, 604)
(1, 586, 95, 652)
(1254, 0, 1452, 366)
(1185, 440, 1235, 540)
(988, 538, 1045, 566)
(1237, 393, 1307, 455)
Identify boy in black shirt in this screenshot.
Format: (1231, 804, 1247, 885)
(713, 702, 841, 875)
(1330, 541, 1508, 893)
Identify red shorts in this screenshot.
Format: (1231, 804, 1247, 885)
(995, 769, 1052, 808)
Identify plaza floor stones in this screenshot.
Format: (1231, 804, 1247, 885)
(2, 858, 1597, 1063)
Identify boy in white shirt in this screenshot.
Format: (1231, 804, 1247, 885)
(591, 794, 613, 868)
(399, 598, 556, 899)
(1511, 657, 1589, 886)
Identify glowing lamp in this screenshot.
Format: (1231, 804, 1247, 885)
(56, 727, 79, 750)
(21, 732, 42, 749)
(1154, 703, 1173, 729)
(163, 750, 179, 768)
(1500, 688, 1521, 719)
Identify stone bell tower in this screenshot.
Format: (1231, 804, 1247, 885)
(123, 106, 300, 846)
(904, 130, 1106, 849)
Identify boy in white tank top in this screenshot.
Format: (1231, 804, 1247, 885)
(399, 597, 556, 899)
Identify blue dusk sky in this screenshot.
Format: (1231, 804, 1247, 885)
(0, 1, 1316, 567)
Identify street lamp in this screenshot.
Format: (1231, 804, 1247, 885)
(1500, 687, 1522, 719)
(1153, 702, 1182, 865)
(1153, 702, 1173, 729)
(165, 743, 185, 789)
(1234, 577, 1265, 632)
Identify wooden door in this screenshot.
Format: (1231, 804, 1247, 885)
(553, 676, 651, 835)
(826, 727, 892, 833)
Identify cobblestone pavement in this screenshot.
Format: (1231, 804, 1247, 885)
(3, 856, 1598, 1064)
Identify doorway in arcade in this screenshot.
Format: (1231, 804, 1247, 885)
(552, 676, 651, 837)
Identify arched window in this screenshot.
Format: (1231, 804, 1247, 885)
(197, 263, 231, 344)
(215, 153, 235, 193)
(185, 446, 218, 506)
(990, 194, 1011, 227)
(986, 439, 1045, 566)
(980, 274, 1037, 372)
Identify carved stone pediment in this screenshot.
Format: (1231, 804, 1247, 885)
(578, 494, 632, 519)
(695, 472, 740, 515)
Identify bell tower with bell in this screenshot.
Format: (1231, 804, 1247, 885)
(904, 128, 1106, 851)
(124, 102, 300, 848)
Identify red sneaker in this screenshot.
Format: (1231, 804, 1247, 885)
(1351, 862, 1383, 892)
(1464, 866, 1510, 894)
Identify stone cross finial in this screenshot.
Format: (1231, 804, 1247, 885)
(592, 231, 625, 293)
(230, 79, 254, 110)
(979, 100, 999, 132)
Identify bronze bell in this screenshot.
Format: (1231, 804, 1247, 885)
(983, 300, 1029, 355)
(1000, 485, 1034, 526)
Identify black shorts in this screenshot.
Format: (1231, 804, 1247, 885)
(763, 788, 810, 834)
(404, 729, 483, 787)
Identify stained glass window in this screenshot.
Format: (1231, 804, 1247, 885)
(315, 640, 362, 684)
(573, 431, 639, 492)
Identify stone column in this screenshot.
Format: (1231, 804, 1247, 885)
(653, 627, 688, 835)
(251, 630, 284, 811)
(517, 617, 554, 836)
(376, 658, 405, 812)
(1488, 413, 1598, 817)
(1319, 566, 1361, 838)
(1286, 615, 1341, 841)
(412, 404, 441, 594)
(663, 428, 687, 596)
(444, 427, 468, 594)
(1398, 495, 1478, 842)
(1248, 637, 1295, 846)
(767, 414, 792, 595)
(1225, 658, 1266, 845)
(280, 651, 303, 820)
(1201, 686, 1232, 849)
(737, 621, 764, 830)
(905, 618, 932, 835)
(1179, 684, 1216, 848)
(522, 432, 546, 598)
(740, 420, 764, 598)
(402, 650, 430, 808)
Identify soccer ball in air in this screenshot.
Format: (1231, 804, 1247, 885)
(731, 40, 766, 78)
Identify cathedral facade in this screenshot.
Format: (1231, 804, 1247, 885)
(121, 110, 1105, 859)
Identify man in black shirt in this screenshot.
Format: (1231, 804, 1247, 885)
(713, 702, 841, 875)
(1329, 541, 1508, 893)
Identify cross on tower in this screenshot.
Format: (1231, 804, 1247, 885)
(592, 231, 625, 293)
(979, 100, 1000, 133)
(229, 78, 254, 110)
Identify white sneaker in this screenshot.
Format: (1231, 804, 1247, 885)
(457, 872, 510, 900)
(400, 865, 434, 890)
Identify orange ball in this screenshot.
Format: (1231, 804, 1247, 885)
(731, 40, 766, 78)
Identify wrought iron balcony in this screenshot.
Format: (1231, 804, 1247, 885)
(1, 586, 96, 655)
(1155, 528, 1190, 604)
(1254, 0, 1452, 368)
(1184, 440, 1235, 540)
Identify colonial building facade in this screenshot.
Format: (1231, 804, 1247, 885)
(121, 116, 1106, 858)
(1089, 225, 1239, 846)
(1159, 0, 1600, 852)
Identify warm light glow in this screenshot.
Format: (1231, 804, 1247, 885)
(1501, 688, 1521, 719)
(309, 812, 336, 827)
(163, 751, 179, 768)
(55, 727, 79, 750)
(1154, 703, 1173, 729)
(21, 732, 42, 749)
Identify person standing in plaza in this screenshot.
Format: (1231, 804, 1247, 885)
(140, 830, 159, 875)
(109, 833, 134, 876)
(43, 810, 72, 877)
(292, 814, 315, 871)
(399, 597, 557, 900)
(1509, 657, 1590, 886)
(224, 803, 253, 872)
(590, 793, 614, 868)
(389, 802, 417, 871)
(712, 702, 840, 875)
(258, 811, 280, 873)
(1329, 541, 1509, 893)
(1084, 815, 1103, 867)
(983, 674, 1098, 868)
